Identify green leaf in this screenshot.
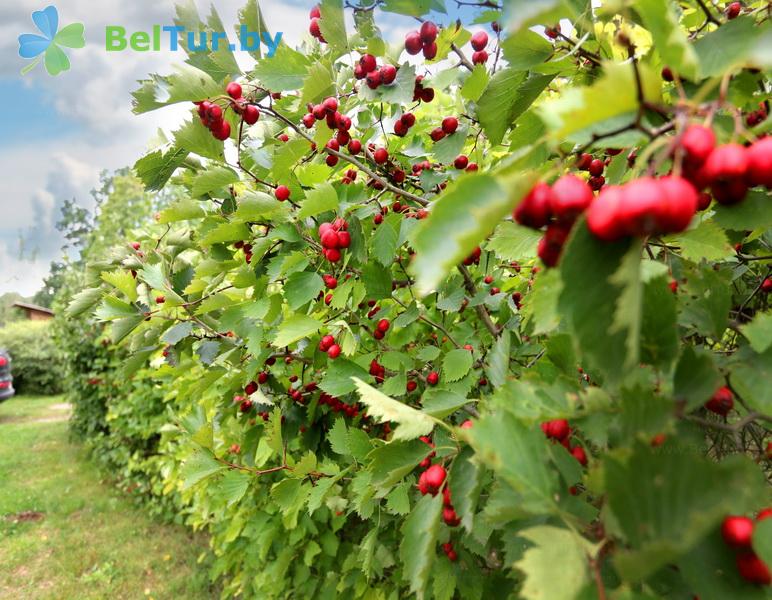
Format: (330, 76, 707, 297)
(361, 263, 393, 300)
(539, 62, 660, 143)
(466, 410, 558, 513)
(634, 0, 699, 80)
(214, 470, 251, 506)
(352, 378, 435, 441)
(694, 16, 761, 78)
(739, 311, 772, 353)
(172, 119, 224, 161)
(319, 0, 348, 53)
(95, 296, 139, 321)
(477, 69, 526, 145)
(191, 166, 240, 197)
(421, 390, 470, 419)
(252, 44, 310, 90)
(671, 220, 733, 262)
(460, 65, 490, 102)
(605, 446, 766, 582)
(181, 450, 224, 489)
(522, 268, 562, 335)
(399, 494, 443, 599)
(360, 63, 417, 106)
(272, 314, 322, 347)
(132, 63, 221, 114)
(442, 349, 474, 383)
(448, 446, 482, 532)
(297, 182, 338, 219)
(233, 191, 291, 223)
(285, 271, 324, 310)
(320, 359, 370, 397)
(514, 526, 591, 600)
(301, 60, 335, 105)
(371, 213, 400, 267)
(157, 199, 206, 223)
(101, 270, 138, 302)
(501, 29, 554, 70)
(369, 439, 430, 489)
(729, 347, 772, 415)
(486, 330, 511, 387)
(488, 221, 541, 261)
(640, 275, 679, 371)
(66, 287, 103, 317)
(410, 173, 534, 296)
(237, 0, 271, 61)
(134, 147, 189, 191)
(712, 191, 772, 231)
(162, 322, 195, 345)
(753, 518, 772, 568)
(200, 222, 251, 246)
(673, 346, 721, 412)
(386, 483, 411, 515)
(559, 224, 640, 385)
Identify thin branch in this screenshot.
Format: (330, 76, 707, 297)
(457, 264, 499, 337)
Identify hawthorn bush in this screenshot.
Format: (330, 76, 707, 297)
(73, 0, 772, 597)
(0, 320, 63, 395)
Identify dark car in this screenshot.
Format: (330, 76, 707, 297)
(0, 349, 14, 401)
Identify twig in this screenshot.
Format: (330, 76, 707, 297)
(457, 265, 499, 337)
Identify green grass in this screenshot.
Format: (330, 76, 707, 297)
(0, 395, 214, 600)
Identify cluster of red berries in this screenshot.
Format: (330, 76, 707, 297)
(372, 318, 390, 340)
(318, 218, 351, 263)
(287, 380, 317, 404)
(721, 511, 771, 585)
(318, 334, 342, 359)
(463, 246, 482, 266)
(541, 419, 587, 466)
(680, 125, 771, 204)
(195, 82, 258, 141)
(746, 101, 768, 127)
(515, 175, 594, 267)
(234, 240, 255, 263)
(417, 463, 446, 495)
(586, 175, 698, 242)
(419, 435, 436, 468)
(319, 393, 361, 418)
(469, 31, 489, 65)
(405, 21, 439, 60)
(393, 112, 416, 137)
(452, 154, 478, 171)
(441, 485, 461, 527)
(413, 76, 435, 103)
(576, 151, 616, 191)
(430, 116, 458, 142)
(353, 53, 398, 90)
(308, 5, 326, 42)
(705, 385, 734, 416)
(369, 359, 386, 383)
(441, 541, 458, 562)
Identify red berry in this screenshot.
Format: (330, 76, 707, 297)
(570, 445, 588, 466)
(373, 148, 389, 164)
(441, 116, 459, 135)
(360, 53, 377, 73)
(746, 137, 772, 187)
(275, 185, 291, 202)
(706, 386, 734, 416)
(212, 120, 231, 140)
(376, 319, 390, 332)
(472, 50, 489, 65)
(257, 372, 269, 384)
(587, 185, 625, 241)
(424, 464, 446, 490)
(348, 139, 362, 155)
(226, 82, 243, 99)
(302, 113, 316, 128)
(661, 66, 674, 81)
(762, 278, 772, 294)
(323, 97, 338, 114)
(589, 158, 605, 177)
(155, 295, 165, 304)
(471, 31, 489, 51)
(401, 113, 416, 128)
(454, 155, 469, 170)
(309, 18, 322, 38)
(405, 31, 422, 55)
(321, 230, 340, 249)
(427, 371, 439, 386)
(420, 21, 438, 44)
(324, 248, 341, 262)
(394, 120, 408, 137)
(726, 1, 742, 19)
(430, 127, 446, 142)
(423, 42, 438, 60)
(656, 176, 698, 233)
(515, 181, 553, 229)
(337, 231, 351, 248)
(757, 508, 772, 521)
(460, 420, 473, 429)
(544, 419, 570, 440)
(681, 125, 716, 166)
(309, 5, 321, 18)
(443, 507, 461, 527)
(703, 143, 749, 182)
(616, 176, 663, 236)
(549, 175, 593, 223)
(327, 344, 342, 359)
(576, 153, 593, 170)
(736, 552, 771, 585)
(381, 64, 397, 85)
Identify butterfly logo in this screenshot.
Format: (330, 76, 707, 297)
(18, 6, 85, 76)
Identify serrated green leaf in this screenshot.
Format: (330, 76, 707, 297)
(739, 311, 772, 353)
(442, 349, 473, 382)
(671, 220, 733, 262)
(399, 494, 443, 599)
(252, 44, 310, 90)
(635, 0, 699, 80)
(297, 182, 338, 219)
(488, 221, 541, 261)
(157, 199, 206, 223)
(285, 271, 324, 310)
(181, 450, 224, 489)
(674, 346, 721, 412)
(191, 166, 240, 197)
(353, 378, 435, 441)
(272, 314, 322, 347)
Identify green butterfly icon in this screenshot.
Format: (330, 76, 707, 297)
(18, 5, 85, 76)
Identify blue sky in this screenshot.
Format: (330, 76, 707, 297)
(0, 0, 497, 297)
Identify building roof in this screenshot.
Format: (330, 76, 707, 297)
(12, 302, 55, 316)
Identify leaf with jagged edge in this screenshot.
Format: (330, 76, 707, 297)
(352, 377, 435, 441)
(399, 494, 443, 599)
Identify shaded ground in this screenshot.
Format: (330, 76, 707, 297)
(0, 395, 214, 600)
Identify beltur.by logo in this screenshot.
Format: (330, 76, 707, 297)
(105, 25, 283, 57)
(18, 5, 85, 76)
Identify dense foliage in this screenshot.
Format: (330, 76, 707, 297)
(0, 320, 63, 395)
(71, 0, 772, 598)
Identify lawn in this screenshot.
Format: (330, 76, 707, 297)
(0, 395, 214, 600)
